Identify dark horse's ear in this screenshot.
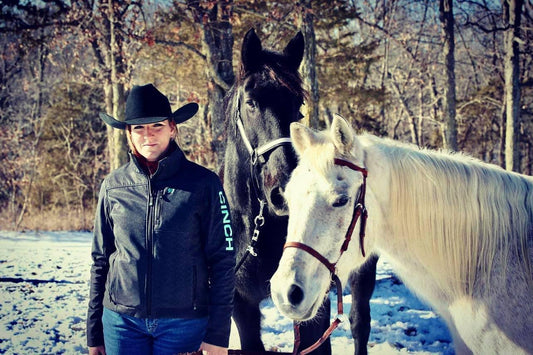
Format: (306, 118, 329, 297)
(241, 28, 263, 74)
(283, 31, 304, 71)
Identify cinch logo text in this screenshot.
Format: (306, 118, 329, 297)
(219, 191, 233, 251)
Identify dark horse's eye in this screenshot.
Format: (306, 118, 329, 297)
(332, 195, 349, 208)
(245, 99, 257, 109)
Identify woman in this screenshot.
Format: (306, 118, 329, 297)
(87, 84, 235, 355)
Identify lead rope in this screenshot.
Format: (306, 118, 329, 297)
(234, 152, 268, 273)
(235, 199, 266, 272)
(292, 274, 344, 355)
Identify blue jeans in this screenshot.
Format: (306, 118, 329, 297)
(102, 308, 208, 355)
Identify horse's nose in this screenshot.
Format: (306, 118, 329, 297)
(269, 186, 288, 216)
(288, 284, 304, 306)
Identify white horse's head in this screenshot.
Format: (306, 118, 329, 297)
(270, 114, 373, 321)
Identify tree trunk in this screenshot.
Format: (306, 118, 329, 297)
(502, 0, 523, 172)
(440, 0, 458, 151)
(103, 83, 127, 171)
(189, 0, 234, 171)
(107, 0, 128, 170)
(111, 82, 127, 169)
(300, 0, 320, 129)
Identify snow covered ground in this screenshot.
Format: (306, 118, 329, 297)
(0, 231, 453, 354)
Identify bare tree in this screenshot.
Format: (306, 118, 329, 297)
(0, 5, 60, 228)
(78, 0, 147, 170)
(440, 0, 458, 151)
(502, 0, 523, 171)
(105, 0, 128, 170)
(186, 0, 235, 170)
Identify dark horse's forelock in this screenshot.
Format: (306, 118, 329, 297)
(237, 60, 307, 103)
(224, 61, 307, 127)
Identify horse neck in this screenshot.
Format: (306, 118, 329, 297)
(356, 139, 445, 288)
(355, 136, 390, 246)
(222, 91, 252, 209)
(222, 145, 251, 209)
(364, 137, 533, 300)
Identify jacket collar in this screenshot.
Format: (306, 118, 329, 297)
(130, 141, 185, 179)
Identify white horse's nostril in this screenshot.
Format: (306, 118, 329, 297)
(288, 284, 304, 305)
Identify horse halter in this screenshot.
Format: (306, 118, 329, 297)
(283, 158, 368, 355)
(284, 158, 369, 268)
(234, 102, 292, 166)
(233, 102, 293, 272)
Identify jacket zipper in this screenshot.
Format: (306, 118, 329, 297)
(146, 180, 156, 317)
(192, 265, 197, 310)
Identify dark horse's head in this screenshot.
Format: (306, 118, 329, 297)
(225, 28, 305, 217)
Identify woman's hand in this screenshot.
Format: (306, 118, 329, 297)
(199, 342, 227, 354)
(88, 346, 106, 355)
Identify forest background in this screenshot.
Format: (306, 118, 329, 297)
(1, 0, 532, 231)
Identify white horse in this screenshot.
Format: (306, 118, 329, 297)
(270, 114, 533, 354)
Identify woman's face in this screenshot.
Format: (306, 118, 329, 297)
(129, 120, 176, 162)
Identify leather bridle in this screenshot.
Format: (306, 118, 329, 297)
(283, 158, 369, 354)
(285, 158, 369, 263)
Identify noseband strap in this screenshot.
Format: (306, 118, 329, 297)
(235, 110, 292, 165)
(254, 137, 292, 164)
(284, 241, 336, 274)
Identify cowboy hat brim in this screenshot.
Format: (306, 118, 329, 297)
(171, 102, 199, 124)
(99, 102, 199, 129)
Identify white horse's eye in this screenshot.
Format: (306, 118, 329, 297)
(332, 195, 349, 207)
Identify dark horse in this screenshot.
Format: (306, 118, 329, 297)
(223, 28, 378, 355)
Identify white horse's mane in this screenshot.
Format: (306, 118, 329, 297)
(358, 133, 533, 297)
(280, 120, 533, 353)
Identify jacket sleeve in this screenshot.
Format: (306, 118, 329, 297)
(87, 181, 116, 347)
(202, 174, 236, 347)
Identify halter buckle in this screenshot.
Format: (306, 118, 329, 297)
(251, 150, 259, 165)
(254, 213, 264, 226)
(252, 228, 260, 241)
(251, 149, 266, 166)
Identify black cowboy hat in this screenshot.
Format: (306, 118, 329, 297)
(99, 84, 199, 129)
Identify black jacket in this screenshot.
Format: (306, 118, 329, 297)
(87, 144, 235, 348)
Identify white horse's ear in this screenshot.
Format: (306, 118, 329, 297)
(290, 122, 318, 156)
(331, 114, 354, 155)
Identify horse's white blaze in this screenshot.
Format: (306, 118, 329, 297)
(270, 114, 533, 354)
